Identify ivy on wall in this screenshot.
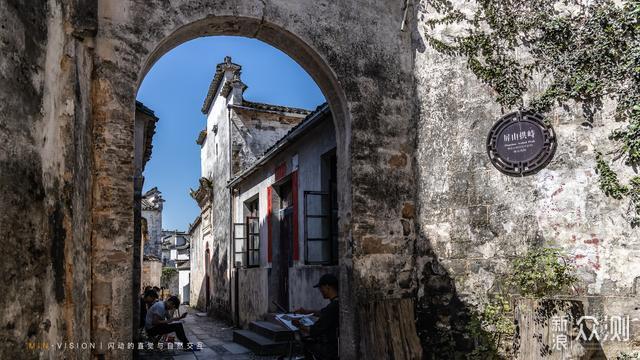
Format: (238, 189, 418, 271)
(424, 0, 640, 225)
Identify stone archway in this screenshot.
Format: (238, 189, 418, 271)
(90, 2, 420, 359)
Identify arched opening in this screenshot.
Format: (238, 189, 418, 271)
(119, 17, 352, 358)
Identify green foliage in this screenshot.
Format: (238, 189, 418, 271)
(508, 247, 578, 298)
(161, 267, 178, 285)
(466, 247, 577, 358)
(594, 153, 640, 225)
(424, 0, 640, 225)
(595, 151, 629, 199)
(629, 176, 640, 227)
(466, 295, 515, 359)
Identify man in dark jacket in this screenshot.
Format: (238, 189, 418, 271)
(292, 274, 339, 360)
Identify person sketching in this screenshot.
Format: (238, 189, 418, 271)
(292, 274, 339, 360)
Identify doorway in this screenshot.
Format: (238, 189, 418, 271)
(277, 180, 293, 311)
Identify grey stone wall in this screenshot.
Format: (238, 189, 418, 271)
(142, 260, 162, 289)
(0, 0, 93, 358)
(142, 208, 162, 258)
(412, 1, 640, 357)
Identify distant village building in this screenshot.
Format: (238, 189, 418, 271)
(141, 187, 164, 258)
(161, 231, 190, 267)
(133, 101, 163, 291)
(189, 57, 337, 330)
(160, 231, 191, 303)
(190, 56, 312, 319)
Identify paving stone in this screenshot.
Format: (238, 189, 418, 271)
(221, 343, 250, 354)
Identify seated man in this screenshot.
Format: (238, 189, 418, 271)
(139, 289, 159, 331)
(292, 274, 339, 360)
(145, 295, 195, 350)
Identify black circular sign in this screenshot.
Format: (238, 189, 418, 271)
(486, 111, 556, 176)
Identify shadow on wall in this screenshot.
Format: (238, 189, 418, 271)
(209, 246, 230, 321)
(414, 246, 608, 359)
(193, 272, 207, 311)
(408, 13, 608, 359)
(415, 228, 607, 359)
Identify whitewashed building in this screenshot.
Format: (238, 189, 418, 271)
(189, 56, 312, 319)
(141, 187, 164, 258)
(228, 103, 338, 326)
(161, 231, 191, 303)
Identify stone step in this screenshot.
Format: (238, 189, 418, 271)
(232, 329, 290, 356)
(250, 320, 294, 341)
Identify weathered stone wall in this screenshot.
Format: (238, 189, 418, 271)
(141, 260, 162, 289)
(93, 1, 421, 357)
(412, 1, 640, 357)
(0, 0, 94, 358)
(236, 268, 269, 328)
(3, 0, 429, 358)
(141, 208, 162, 258)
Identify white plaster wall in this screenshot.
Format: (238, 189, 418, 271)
(202, 71, 233, 179)
(233, 116, 336, 267)
(234, 170, 275, 267)
(189, 220, 204, 309)
(232, 115, 338, 321)
(178, 270, 190, 304)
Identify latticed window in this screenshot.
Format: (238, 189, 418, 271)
(233, 199, 260, 268)
(304, 191, 337, 265)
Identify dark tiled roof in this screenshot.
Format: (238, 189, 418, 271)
(135, 101, 159, 167)
(135, 101, 158, 119)
(141, 187, 164, 211)
(240, 100, 312, 115)
(196, 129, 207, 145)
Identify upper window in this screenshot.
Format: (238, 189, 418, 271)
(233, 197, 260, 268)
(304, 149, 338, 265)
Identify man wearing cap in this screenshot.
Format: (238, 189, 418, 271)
(292, 273, 339, 359)
(145, 295, 195, 350)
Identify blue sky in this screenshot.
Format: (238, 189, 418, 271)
(137, 36, 325, 231)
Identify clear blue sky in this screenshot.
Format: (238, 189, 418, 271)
(137, 36, 325, 231)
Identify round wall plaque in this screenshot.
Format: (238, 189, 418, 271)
(486, 111, 557, 176)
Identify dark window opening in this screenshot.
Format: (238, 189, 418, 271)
(305, 149, 338, 265)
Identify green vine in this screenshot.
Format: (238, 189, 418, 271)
(467, 248, 577, 358)
(596, 151, 629, 199)
(508, 248, 578, 298)
(424, 0, 640, 226)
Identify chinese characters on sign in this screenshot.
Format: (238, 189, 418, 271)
(550, 314, 638, 352)
(503, 129, 537, 143)
(27, 341, 205, 352)
(496, 123, 542, 162)
(486, 111, 556, 176)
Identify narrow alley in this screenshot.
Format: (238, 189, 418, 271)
(138, 306, 279, 360)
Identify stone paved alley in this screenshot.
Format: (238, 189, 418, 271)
(138, 307, 279, 360)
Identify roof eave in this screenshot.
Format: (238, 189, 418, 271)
(227, 104, 330, 189)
